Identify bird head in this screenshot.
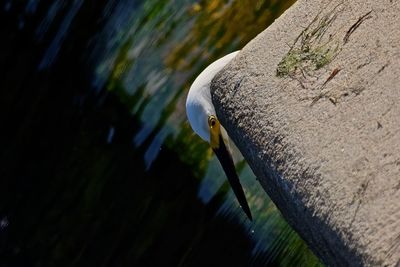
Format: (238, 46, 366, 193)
(185, 51, 252, 220)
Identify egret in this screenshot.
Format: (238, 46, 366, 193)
(186, 51, 252, 220)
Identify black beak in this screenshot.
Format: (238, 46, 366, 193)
(213, 134, 252, 221)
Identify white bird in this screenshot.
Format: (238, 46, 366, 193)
(186, 51, 252, 220)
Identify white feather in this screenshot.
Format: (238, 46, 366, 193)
(186, 51, 239, 143)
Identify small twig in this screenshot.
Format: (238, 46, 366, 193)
(377, 62, 389, 74)
(310, 67, 341, 106)
(343, 10, 373, 44)
(322, 67, 341, 87)
(291, 75, 306, 89)
(310, 94, 324, 106)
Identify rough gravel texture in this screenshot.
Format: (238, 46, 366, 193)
(211, 0, 400, 266)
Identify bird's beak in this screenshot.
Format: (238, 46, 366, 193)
(209, 116, 252, 220)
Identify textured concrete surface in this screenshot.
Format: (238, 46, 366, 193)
(211, 0, 400, 266)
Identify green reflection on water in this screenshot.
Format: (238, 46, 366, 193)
(102, 0, 323, 266)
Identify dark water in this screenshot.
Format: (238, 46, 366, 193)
(0, 0, 322, 266)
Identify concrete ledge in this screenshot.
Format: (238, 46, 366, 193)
(211, 0, 400, 266)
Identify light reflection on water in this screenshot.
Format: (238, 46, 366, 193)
(89, 0, 313, 261)
(2, 0, 322, 265)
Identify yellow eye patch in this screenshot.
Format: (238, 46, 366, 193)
(208, 115, 221, 149)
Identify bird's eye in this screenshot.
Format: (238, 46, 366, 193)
(208, 116, 217, 128)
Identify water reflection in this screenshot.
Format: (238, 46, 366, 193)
(0, 0, 322, 266)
